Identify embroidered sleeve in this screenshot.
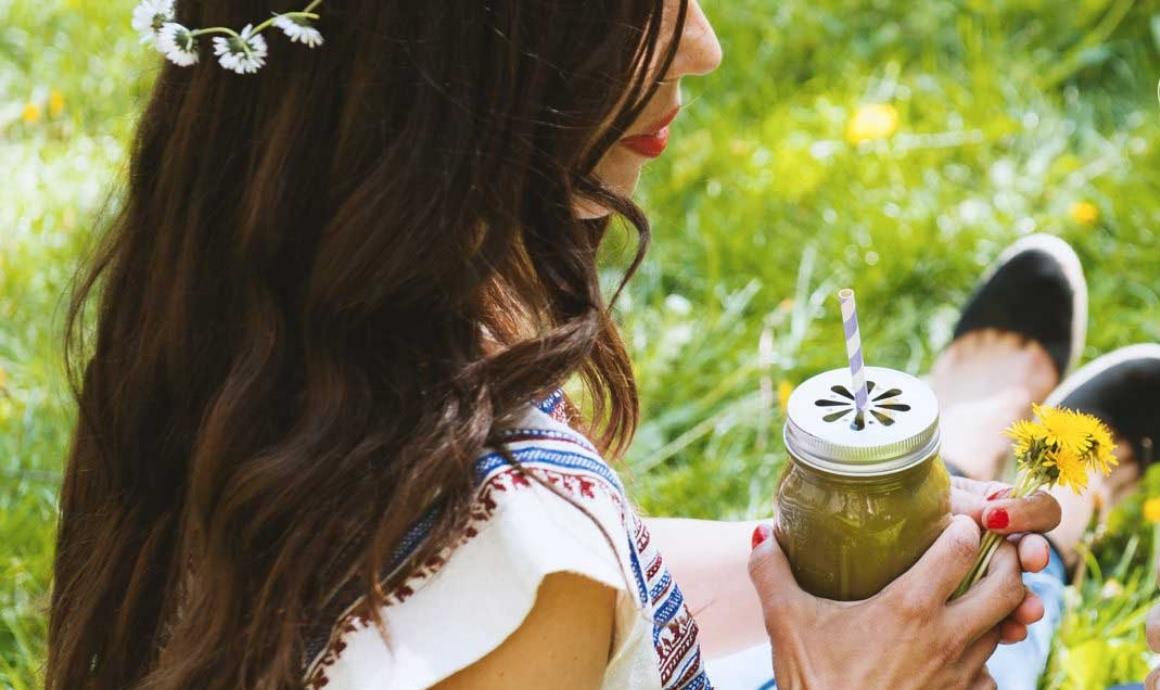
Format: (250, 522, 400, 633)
(303, 400, 712, 690)
(304, 411, 638, 690)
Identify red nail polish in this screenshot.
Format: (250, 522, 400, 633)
(986, 487, 1011, 501)
(986, 508, 1010, 530)
(751, 524, 771, 550)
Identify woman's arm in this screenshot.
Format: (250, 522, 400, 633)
(646, 517, 767, 658)
(433, 572, 615, 690)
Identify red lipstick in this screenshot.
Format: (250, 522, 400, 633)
(620, 107, 680, 159)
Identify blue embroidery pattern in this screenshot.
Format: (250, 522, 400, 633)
(304, 390, 712, 690)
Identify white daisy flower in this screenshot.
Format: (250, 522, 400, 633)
(212, 24, 269, 74)
(131, 0, 176, 48)
(157, 22, 200, 66)
(272, 14, 324, 48)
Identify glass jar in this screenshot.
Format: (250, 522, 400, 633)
(775, 367, 951, 601)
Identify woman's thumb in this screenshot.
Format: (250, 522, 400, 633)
(747, 522, 800, 610)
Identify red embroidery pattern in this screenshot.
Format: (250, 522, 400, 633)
(625, 510, 710, 689)
(302, 403, 711, 690)
(303, 457, 626, 689)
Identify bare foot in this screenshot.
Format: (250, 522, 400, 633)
(937, 389, 1033, 481)
(929, 329, 1058, 481)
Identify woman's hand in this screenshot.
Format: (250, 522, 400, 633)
(950, 476, 1061, 572)
(950, 476, 1062, 643)
(748, 515, 1025, 690)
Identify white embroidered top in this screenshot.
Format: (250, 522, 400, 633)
(301, 391, 712, 690)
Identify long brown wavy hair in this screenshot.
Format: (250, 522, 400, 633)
(47, 0, 687, 688)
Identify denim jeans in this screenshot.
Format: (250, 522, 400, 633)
(983, 544, 1067, 690)
(704, 546, 1068, 690)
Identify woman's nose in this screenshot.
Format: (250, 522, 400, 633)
(671, 0, 722, 78)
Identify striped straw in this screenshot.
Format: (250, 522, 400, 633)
(838, 288, 869, 413)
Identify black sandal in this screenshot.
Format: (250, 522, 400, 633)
(941, 234, 1089, 480)
(1045, 344, 1160, 470)
(953, 233, 1088, 382)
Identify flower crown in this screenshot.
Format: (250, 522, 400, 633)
(132, 0, 324, 74)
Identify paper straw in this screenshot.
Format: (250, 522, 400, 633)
(838, 288, 869, 412)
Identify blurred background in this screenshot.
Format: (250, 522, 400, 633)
(2, 0, 1159, 687)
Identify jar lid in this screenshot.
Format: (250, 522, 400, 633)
(783, 366, 940, 476)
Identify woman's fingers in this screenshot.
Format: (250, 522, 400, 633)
(949, 481, 1061, 568)
(980, 490, 1061, 535)
(1009, 590, 1044, 626)
(999, 589, 1040, 644)
(889, 515, 981, 608)
(950, 488, 986, 525)
(950, 476, 1012, 500)
(969, 669, 998, 690)
(998, 619, 1027, 644)
(950, 479, 1011, 525)
(958, 627, 1001, 678)
(1015, 534, 1050, 573)
(747, 523, 802, 616)
(952, 542, 1025, 643)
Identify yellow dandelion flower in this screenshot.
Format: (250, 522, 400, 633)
(1144, 497, 1160, 524)
(1069, 201, 1099, 226)
(1047, 447, 1089, 494)
(846, 103, 899, 144)
(961, 408, 1112, 599)
(1006, 419, 1048, 457)
(777, 380, 794, 412)
(21, 102, 41, 124)
(1035, 404, 1094, 456)
(1093, 443, 1117, 474)
(1074, 412, 1118, 474)
(49, 89, 65, 118)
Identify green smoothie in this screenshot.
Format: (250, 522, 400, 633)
(775, 366, 951, 601)
(776, 450, 950, 600)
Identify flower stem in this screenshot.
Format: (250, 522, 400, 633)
(951, 472, 1044, 599)
(190, 26, 241, 39)
(253, 11, 320, 35)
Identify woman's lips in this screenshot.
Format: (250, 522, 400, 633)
(620, 129, 670, 158)
(620, 107, 680, 158)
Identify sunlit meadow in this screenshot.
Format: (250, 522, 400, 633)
(2, 0, 1159, 687)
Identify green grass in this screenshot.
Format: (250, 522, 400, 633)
(2, 0, 1159, 687)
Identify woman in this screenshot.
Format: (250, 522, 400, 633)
(47, 0, 1064, 688)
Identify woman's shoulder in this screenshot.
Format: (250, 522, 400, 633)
(303, 391, 665, 690)
(482, 390, 629, 511)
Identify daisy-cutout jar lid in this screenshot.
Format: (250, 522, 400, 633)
(784, 367, 941, 477)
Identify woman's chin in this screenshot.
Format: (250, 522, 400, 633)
(573, 198, 615, 220)
(574, 164, 643, 220)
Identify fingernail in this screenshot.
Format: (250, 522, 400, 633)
(986, 508, 1010, 530)
(751, 523, 772, 550)
(986, 488, 1010, 501)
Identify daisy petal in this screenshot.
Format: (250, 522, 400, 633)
(272, 14, 324, 48)
(157, 22, 200, 67)
(131, 0, 176, 49)
(213, 24, 269, 74)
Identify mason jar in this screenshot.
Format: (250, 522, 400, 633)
(775, 366, 951, 601)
